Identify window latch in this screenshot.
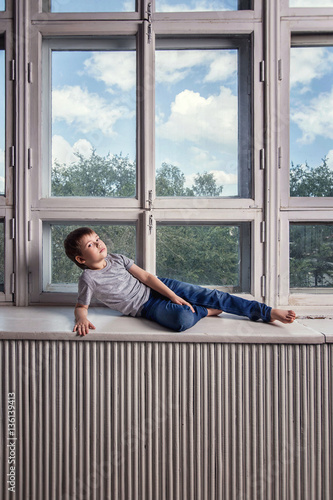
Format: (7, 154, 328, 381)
(148, 214, 153, 235)
(146, 189, 153, 210)
(146, 3, 152, 44)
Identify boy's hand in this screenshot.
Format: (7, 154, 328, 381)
(171, 294, 195, 313)
(73, 319, 96, 336)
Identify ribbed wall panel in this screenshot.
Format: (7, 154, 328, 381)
(1, 341, 332, 500)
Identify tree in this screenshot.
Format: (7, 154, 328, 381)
(192, 171, 223, 196)
(290, 159, 333, 197)
(52, 150, 136, 197)
(290, 159, 333, 288)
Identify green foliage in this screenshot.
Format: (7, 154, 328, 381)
(290, 159, 333, 197)
(156, 225, 239, 286)
(290, 224, 333, 288)
(290, 160, 333, 288)
(52, 151, 136, 197)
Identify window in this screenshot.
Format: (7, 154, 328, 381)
(2, 0, 332, 312)
(44, 223, 136, 292)
(290, 46, 333, 197)
(155, 38, 252, 198)
(43, 38, 137, 198)
(44, 0, 136, 13)
(0, 0, 4, 11)
(0, 45, 4, 196)
(0, 220, 4, 292)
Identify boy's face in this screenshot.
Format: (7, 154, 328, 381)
(75, 232, 108, 270)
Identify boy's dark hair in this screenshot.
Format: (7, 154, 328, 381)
(64, 227, 94, 270)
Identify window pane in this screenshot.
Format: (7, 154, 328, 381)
(49, 47, 136, 197)
(49, 223, 136, 286)
(290, 47, 333, 197)
(49, 0, 135, 13)
(0, 49, 4, 196)
(290, 224, 333, 290)
(0, 0, 4, 11)
(0, 220, 4, 292)
(156, 45, 250, 198)
(156, 0, 252, 11)
(289, 0, 333, 6)
(156, 224, 250, 292)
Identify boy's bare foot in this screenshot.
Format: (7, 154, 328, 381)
(207, 308, 223, 317)
(270, 309, 296, 324)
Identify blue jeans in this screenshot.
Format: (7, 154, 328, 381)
(140, 277, 272, 332)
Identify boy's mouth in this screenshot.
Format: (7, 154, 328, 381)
(100, 247, 106, 253)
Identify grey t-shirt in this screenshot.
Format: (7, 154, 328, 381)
(77, 253, 150, 317)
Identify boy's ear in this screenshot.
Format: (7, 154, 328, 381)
(75, 255, 85, 265)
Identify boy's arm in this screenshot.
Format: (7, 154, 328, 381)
(74, 303, 96, 336)
(128, 264, 195, 312)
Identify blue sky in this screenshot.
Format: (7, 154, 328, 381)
(52, 48, 239, 196)
(0, 0, 4, 11)
(0, 51, 4, 195)
(50, 0, 241, 13)
(51, 0, 135, 13)
(290, 47, 333, 171)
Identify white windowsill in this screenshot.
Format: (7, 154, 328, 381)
(0, 306, 331, 343)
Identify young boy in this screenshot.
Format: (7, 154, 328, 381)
(64, 227, 296, 337)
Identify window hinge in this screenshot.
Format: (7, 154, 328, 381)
(10, 218, 15, 239)
(277, 275, 280, 297)
(10, 60, 15, 81)
(260, 148, 265, 170)
(148, 214, 154, 234)
(11, 273, 15, 294)
(9, 146, 15, 167)
(259, 61, 265, 82)
(278, 59, 282, 81)
(260, 221, 266, 243)
(278, 219, 281, 242)
(27, 62, 33, 83)
(28, 148, 33, 169)
(28, 220, 32, 241)
(28, 272, 32, 294)
(146, 2, 152, 44)
(146, 189, 153, 210)
(261, 275, 266, 298)
(278, 146, 282, 169)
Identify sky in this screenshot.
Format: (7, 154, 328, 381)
(290, 46, 333, 170)
(50, 0, 240, 13)
(51, 47, 239, 197)
(290, 0, 333, 5)
(0, 0, 4, 11)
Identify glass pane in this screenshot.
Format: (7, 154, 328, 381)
(156, 47, 245, 198)
(0, 49, 5, 196)
(289, 0, 333, 6)
(50, 48, 136, 197)
(49, 0, 135, 13)
(0, 220, 4, 292)
(156, 0, 251, 12)
(0, 0, 5, 11)
(156, 224, 250, 291)
(290, 47, 333, 197)
(50, 223, 136, 285)
(290, 224, 333, 290)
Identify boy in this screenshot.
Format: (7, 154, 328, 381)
(64, 227, 296, 337)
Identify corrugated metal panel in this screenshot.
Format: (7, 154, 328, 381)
(0, 341, 332, 500)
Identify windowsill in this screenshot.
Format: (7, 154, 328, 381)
(0, 306, 331, 343)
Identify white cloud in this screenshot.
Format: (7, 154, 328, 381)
(84, 52, 136, 92)
(52, 85, 133, 136)
(158, 0, 233, 12)
(156, 50, 236, 84)
(52, 135, 92, 167)
(157, 87, 237, 147)
(290, 47, 333, 89)
(291, 86, 333, 143)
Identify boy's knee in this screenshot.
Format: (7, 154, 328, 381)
(172, 307, 196, 332)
